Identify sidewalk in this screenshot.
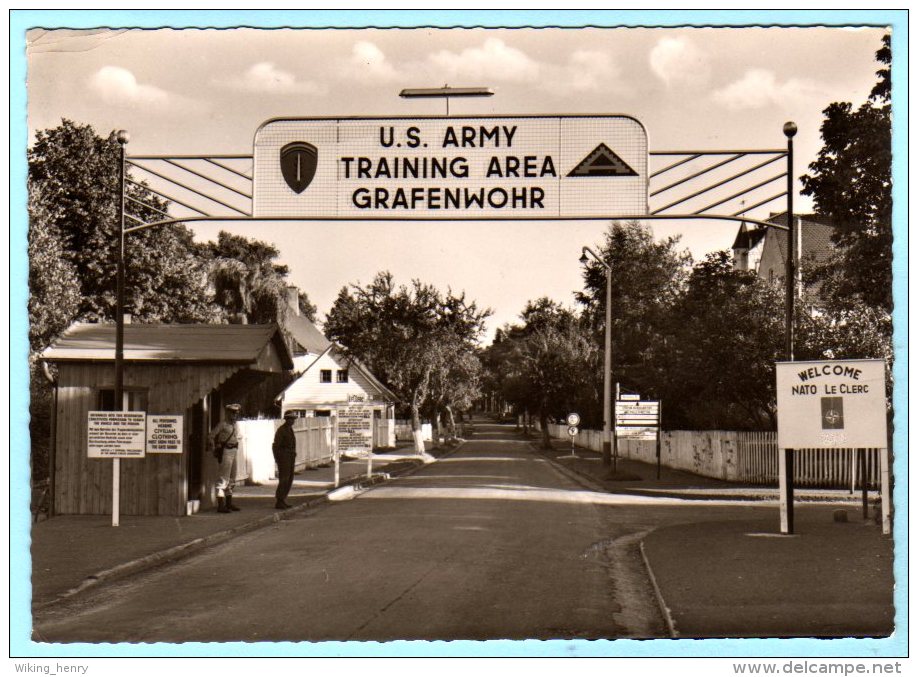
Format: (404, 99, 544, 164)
(533, 435, 896, 638)
(31, 444, 447, 609)
(535, 435, 875, 503)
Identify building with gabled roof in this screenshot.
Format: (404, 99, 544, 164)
(732, 213, 837, 302)
(40, 322, 294, 516)
(277, 291, 397, 449)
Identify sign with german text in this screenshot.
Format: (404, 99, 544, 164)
(146, 415, 184, 454)
(254, 116, 647, 219)
(776, 359, 887, 449)
(87, 411, 146, 458)
(615, 400, 659, 441)
(338, 396, 374, 455)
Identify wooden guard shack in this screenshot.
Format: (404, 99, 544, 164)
(40, 323, 294, 516)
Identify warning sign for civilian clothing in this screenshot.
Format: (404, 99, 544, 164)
(146, 415, 183, 454)
(776, 359, 887, 449)
(87, 411, 146, 458)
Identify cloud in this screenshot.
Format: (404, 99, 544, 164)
(216, 62, 325, 95)
(649, 37, 710, 88)
(712, 69, 825, 110)
(89, 66, 170, 106)
(561, 49, 623, 92)
(342, 41, 401, 83)
(427, 38, 540, 83)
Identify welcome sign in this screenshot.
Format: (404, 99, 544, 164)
(253, 115, 648, 219)
(775, 359, 887, 449)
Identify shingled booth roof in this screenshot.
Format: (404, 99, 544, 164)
(42, 322, 294, 369)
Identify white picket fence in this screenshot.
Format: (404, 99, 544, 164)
(237, 418, 336, 484)
(394, 420, 433, 442)
(544, 424, 880, 488)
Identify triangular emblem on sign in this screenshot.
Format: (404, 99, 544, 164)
(568, 143, 637, 177)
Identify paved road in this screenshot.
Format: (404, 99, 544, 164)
(33, 422, 782, 643)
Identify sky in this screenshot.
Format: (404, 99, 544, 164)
(26, 25, 888, 341)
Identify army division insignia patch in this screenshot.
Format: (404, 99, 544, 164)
(821, 396, 844, 430)
(568, 143, 637, 177)
(280, 142, 318, 194)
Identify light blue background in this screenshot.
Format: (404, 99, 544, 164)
(9, 9, 908, 658)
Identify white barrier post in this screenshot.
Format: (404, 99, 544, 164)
(880, 447, 890, 535)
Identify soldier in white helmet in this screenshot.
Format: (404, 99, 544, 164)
(210, 403, 242, 513)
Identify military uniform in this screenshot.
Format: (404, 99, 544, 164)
(272, 413, 298, 509)
(210, 404, 242, 512)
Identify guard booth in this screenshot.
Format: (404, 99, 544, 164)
(40, 322, 294, 516)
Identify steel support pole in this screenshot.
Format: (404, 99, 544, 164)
(602, 264, 613, 468)
(784, 123, 796, 361)
(113, 130, 129, 527)
(781, 122, 797, 535)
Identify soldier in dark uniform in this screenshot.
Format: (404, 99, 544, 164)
(210, 403, 242, 513)
(272, 411, 298, 509)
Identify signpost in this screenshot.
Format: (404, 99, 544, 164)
(560, 413, 580, 459)
(615, 399, 662, 478)
(88, 410, 146, 528)
(338, 395, 375, 478)
(775, 359, 889, 534)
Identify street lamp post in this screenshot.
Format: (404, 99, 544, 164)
(781, 121, 797, 535)
(580, 246, 614, 468)
(113, 129, 129, 527)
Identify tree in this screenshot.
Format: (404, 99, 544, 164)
(325, 272, 490, 452)
(659, 252, 784, 430)
(576, 220, 691, 398)
(297, 291, 318, 322)
(482, 299, 598, 448)
(203, 231, 293, 325)
(28, 119, 216, 326)
(28, 180, 81, 354)
(801, 35, 892, 312)
(425, 341, 483, 440)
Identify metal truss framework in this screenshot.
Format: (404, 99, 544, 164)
(123, 148, 789, 231)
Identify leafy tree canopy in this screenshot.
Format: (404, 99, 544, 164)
(801, 35, 892, 311)
(28, 119, 215, 328)
(575, 221, 691, 395)
(325, 271, 490, 448)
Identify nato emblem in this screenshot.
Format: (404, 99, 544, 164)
(821, 396, 844, 429)
(280, 142, 317, 194)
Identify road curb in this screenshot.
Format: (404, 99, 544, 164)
(639, 539, 679, 638)
(35, 445, 465, 612)
(530, 442, 607, 493)
(33, 492, 333, 612)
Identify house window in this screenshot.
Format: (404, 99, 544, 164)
(314, 410, 332, 417)
(97, 388, 148, 412)
(336, 369, 349, 383)
(320, 369, 332, 383)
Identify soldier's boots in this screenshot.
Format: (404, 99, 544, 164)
(217, 496, 231, 513)
(226, 494, 241, 511)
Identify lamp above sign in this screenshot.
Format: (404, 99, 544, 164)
(253, 115, 648, 219)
